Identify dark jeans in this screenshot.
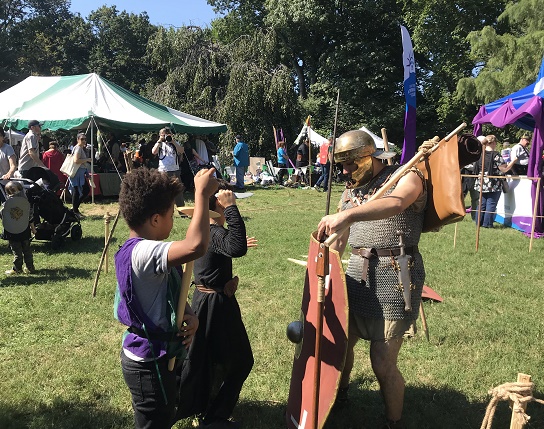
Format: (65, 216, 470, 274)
(9, 239, 33, 272)
(121, 351, 177, 429)
(315, 162, 330, 190)
(278, 163, 287, 184)
(71, 183, 90, 214)
(476, 190, 501, 227)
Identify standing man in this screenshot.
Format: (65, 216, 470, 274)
(296, 136, 310, 184)
(0, 127, 17, 180)
(317, 130, 426, 429)
(232, 135, 249, 190)
(18, 120, 47, 178)
(506, 134, 530, 175)
(152, 127, 185, 208)
(314, 135, 332, 191)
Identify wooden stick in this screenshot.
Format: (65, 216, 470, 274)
(381, 127, 393, 166)
(325, 122, 467, 247)
(168, 260, 194, 371)
(475, 146, 486, 252)
(92, 210, 121, 297)
(419, 302, 429, 342)
(510, 373, 532, 429)
(103, 212, 112, 273)
(529, 178, 540, 253)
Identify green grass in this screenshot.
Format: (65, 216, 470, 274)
(1, 184, 543, 429)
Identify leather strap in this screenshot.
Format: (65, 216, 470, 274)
(195, 284, 221, 294)
(351, 246, 418, 257)
(351, 246, 418, 283)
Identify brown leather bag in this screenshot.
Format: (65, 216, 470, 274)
(417, 134, 481, 232)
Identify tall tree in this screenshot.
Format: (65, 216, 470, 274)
(402, 0, 508, 134)
(456, 0, 544, 107)
(87, 6, 157, 93)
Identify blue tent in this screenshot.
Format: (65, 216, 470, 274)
(472, 55, 544, 235)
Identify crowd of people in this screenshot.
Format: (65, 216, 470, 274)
(464, 133, 532, 228)
(2, 120, 536, 429)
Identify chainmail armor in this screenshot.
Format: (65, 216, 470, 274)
(342, 165, 426, 320)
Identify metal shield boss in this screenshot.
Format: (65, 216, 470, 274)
(286, 232, 348, 429)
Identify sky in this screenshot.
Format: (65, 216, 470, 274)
(69, 0, 221, 28)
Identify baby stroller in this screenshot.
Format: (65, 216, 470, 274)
(1, 177, 82, 250)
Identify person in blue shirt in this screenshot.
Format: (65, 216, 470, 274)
(232, 135, 249, 190)
(276, 141, 289, 185)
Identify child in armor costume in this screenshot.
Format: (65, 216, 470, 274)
(318, 130, 428, 429)
(114, 167, 218, 429)
(1, 181, 35, 275)
(177, 180, 254, 429)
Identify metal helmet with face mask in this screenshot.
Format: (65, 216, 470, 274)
(334, 130, 378, 187)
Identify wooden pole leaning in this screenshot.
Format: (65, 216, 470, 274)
(168, 260, 194, 371)
(92, 210, 121, 297)
(324, 122, 467, 247)
(103, 212, 112, 274)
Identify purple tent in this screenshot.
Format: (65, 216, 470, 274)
(472, 56, 544, 235)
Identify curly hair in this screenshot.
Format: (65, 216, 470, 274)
(209, 179, 233, 211)
(119, 168, 183, 229)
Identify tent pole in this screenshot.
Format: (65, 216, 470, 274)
(90, 117, 95, 204)
(529, 177, 540, 252)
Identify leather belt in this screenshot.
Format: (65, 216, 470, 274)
(351, 246, 418, 283)
(195, 284, 222, 294)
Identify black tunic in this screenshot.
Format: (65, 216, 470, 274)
(176, 205, 253, 422)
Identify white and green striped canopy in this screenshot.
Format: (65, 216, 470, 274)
(0, 73, 227, 134)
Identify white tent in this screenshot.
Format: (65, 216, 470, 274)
(359, 126, 397, 151)
(294, 124, 329, 147)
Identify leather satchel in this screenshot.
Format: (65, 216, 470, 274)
(417, 134, 482, 232)
(59, 153, 80, 178)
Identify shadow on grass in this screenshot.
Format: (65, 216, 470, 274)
(31, 235, 118, 255)
(229, 386, 544, 429)
(325, 385, 544, 429)
(0, 398, 131, 429)
(0, 266, 94, 287)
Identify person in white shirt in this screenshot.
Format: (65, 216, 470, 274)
(152, 127, 185, 207)
(506, 135, 530, 175)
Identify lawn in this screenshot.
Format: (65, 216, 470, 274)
(1, 183, 543, 429)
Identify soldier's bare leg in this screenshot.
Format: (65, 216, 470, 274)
(339, 332, 359, 389)
(369, 337, 404, 422)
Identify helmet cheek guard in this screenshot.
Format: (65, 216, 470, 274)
(334, 130, 378, 188)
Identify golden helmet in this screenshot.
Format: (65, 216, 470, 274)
(334, 130, 378, 163)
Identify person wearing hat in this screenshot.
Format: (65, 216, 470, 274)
(506, 135, 531, 175)
(317, 130, 427, 429)
(232, 135, 249, 190)
(18, 120, 47, 178)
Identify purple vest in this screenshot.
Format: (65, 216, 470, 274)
(114, 237, 180, 360)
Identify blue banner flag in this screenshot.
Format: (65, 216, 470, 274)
(400, 25, 416, 164)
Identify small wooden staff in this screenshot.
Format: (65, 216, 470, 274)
(168, 260, 193, 371)
(103, 212, 112, 273)
(324, 122, 467, 247)
(381, 127, 393, 166)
